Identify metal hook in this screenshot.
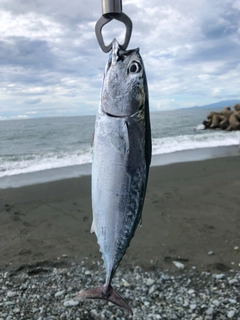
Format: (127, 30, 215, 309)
(95, 0, 132, 53)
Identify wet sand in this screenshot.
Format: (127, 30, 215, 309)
(0, 154, 240, 272)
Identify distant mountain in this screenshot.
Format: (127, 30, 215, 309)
(191, 100, 240, 109)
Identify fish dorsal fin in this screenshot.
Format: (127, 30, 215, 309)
(90, 220, 96, 234)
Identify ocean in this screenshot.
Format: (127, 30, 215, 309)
(1, 107, 240, 187)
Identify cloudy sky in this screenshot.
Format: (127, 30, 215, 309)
(0, 0, 240, 119)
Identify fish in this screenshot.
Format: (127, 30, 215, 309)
(76, 39, 151, 314)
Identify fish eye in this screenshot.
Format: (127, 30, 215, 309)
(128, 61, 141, 74)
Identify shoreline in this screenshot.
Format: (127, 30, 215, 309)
(0, 144, 239, 189)
(1, 154, 240, 272)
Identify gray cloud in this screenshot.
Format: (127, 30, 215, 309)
(1, 0, 98, 25)
(0, 38, 55, 69)
(24, 98, 42, 105)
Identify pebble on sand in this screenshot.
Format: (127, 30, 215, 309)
(173, 261, 185, 269)
(146, 278, 155, 286)
(63, 300, 79, 307)
(208, 251, 214, 256)
(1, 263, 240, 319)
(227, 310, 235, 318)
(6, 291, 18, 298)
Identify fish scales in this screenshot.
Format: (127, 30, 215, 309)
(76, 39, 151, 314)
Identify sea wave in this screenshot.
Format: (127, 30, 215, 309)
(152, 130, 240, 155)
(0, 131, 239, 177)
(0, 150, 92, 178)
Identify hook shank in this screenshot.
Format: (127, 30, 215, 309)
(102, 0, 122, 14)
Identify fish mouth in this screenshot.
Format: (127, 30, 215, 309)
(111, 39, 139, 64)
(105, 112, 129, 118)
(104, 106, 143, 118)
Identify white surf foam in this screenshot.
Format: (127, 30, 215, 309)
(0, 150, 92, 178)
(152, 131, 240, 155)
(195, 124, 205, 130)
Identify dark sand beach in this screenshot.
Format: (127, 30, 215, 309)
(1, 153, 240, 272)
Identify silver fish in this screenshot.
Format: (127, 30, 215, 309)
(77, 39, 151, 314)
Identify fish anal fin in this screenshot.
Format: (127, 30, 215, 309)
(138, 215, 142, 227)
(76, 285, 132, 315)
(90, 220, 96, 234)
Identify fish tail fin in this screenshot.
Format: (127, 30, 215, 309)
(76, 285, 133, 315)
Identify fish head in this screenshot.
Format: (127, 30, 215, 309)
(101, 39, 147, 118)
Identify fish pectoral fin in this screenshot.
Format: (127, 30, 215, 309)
(76, 285, 132, 315)
(107, 132, 127, 155)
(90, 220, 96, 234)
(104, 121, 129, 155)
